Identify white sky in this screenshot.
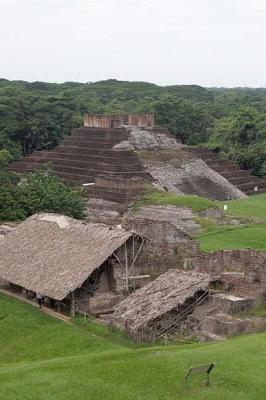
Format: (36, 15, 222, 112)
(0, 0, 266, 87)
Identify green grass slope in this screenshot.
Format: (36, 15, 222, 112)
(134, 191, 217, 212)
(218, 193, 266, 220)
(0, 294, 266, 400)
(196, 194, 266, 252)
(197, 224, 266, 252)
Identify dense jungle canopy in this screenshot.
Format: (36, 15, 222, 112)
(0, 77, 266, 179)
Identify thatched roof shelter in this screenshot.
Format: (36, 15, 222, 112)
(0, 213, 132, 300)
(113, 269, 210, 331)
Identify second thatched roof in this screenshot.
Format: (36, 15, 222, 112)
(113, 269, 211, 331)
(0, 213, 132, 300)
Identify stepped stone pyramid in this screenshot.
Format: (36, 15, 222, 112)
(9, 114, 154, 206)
(9, 127, 152, 203)
(9, 113, 266, 209)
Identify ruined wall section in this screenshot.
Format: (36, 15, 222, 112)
(84, 113, 155, 128)
(185, 250, 266, 298)
(124, 217, 199, 278)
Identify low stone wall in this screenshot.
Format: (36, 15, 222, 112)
(201, 314, 266, 337)
(186, 249, 266, 298)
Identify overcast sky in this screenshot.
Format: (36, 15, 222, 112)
(1, 0, 266, 87)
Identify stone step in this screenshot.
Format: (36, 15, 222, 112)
(72, 127, 127, 137)
(9, 160, 149, 182)
(222, 170, 251, 179)
(211, 164, 240, 172)
(229, 176, 262, 185)
(30, 151, 138, 163)
(66, 131, 126, 139)
(86, 188, 141, 203)
(187, 147, 212, 153)
(55, 171, 88, 184)
(245, 188, 266, 195)
(207, 160, 240, 168)
(236, 181, 266, 191)
(26, 156, 144, 172)
(210, 293, 258, 314)
(61, 139, 123, 149)
(52, 146, 136, 157)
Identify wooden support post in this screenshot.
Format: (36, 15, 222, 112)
(128, 237, 145, 276)
(70, 292, 75, 317)
(125, 242, 129, 291)
(132, 235, 136, 290)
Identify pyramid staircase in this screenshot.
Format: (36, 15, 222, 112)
(9, 127, 152, 204)
(187, 147, 266, 196)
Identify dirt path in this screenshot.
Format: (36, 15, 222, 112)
(0, 288, 72, 325)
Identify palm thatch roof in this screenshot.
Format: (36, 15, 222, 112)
(113, 269, 210, 331)
(0, 213, 132, 300)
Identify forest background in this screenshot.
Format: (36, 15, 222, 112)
(0, 78, 266, 220)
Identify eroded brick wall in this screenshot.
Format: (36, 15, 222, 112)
(84, 113, 155, 128)
(186, 250, 266, 298)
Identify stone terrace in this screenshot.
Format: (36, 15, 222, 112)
(9, 127, 152, 203)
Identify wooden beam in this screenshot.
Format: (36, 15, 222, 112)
(125, 242, 129, 291)
(70, 292, 75, 317)
(128, 237, 145, 276)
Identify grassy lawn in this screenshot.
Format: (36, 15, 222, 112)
(197, 224, 266, 252)
(134, 191, 218, 212)
(0, 294, 266, 400)
(218, 193, 266, 220)
(196, 194, 266, 252)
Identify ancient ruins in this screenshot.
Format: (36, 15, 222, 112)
(1, 113, 266, 342)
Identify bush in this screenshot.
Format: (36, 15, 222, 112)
(0, 149, 13, 168)
(0, 170, 25, 221)
(18, 169, 86, 219)
(0, 168, 86, 221)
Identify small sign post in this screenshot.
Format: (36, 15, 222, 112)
(185, 363, 215, 387)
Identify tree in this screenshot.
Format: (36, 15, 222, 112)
(18, 168, 87, 219)
(152, 95, 213, 144)
(0, 168, 87, 221)
(208, 107, 266, 176)
(0, 170, 24, 221)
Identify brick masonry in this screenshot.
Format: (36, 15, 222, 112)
(185, 249, 266, 298)
(84, 113, 155, 129)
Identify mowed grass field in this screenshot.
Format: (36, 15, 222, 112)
(133, 191, 266, 252)
(197, 193, 266, 252)
(197, 224, 266, 252)
(134, 191, 218, 212)
(0, 294, 266, 400)
(218, 193, 266, 220)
